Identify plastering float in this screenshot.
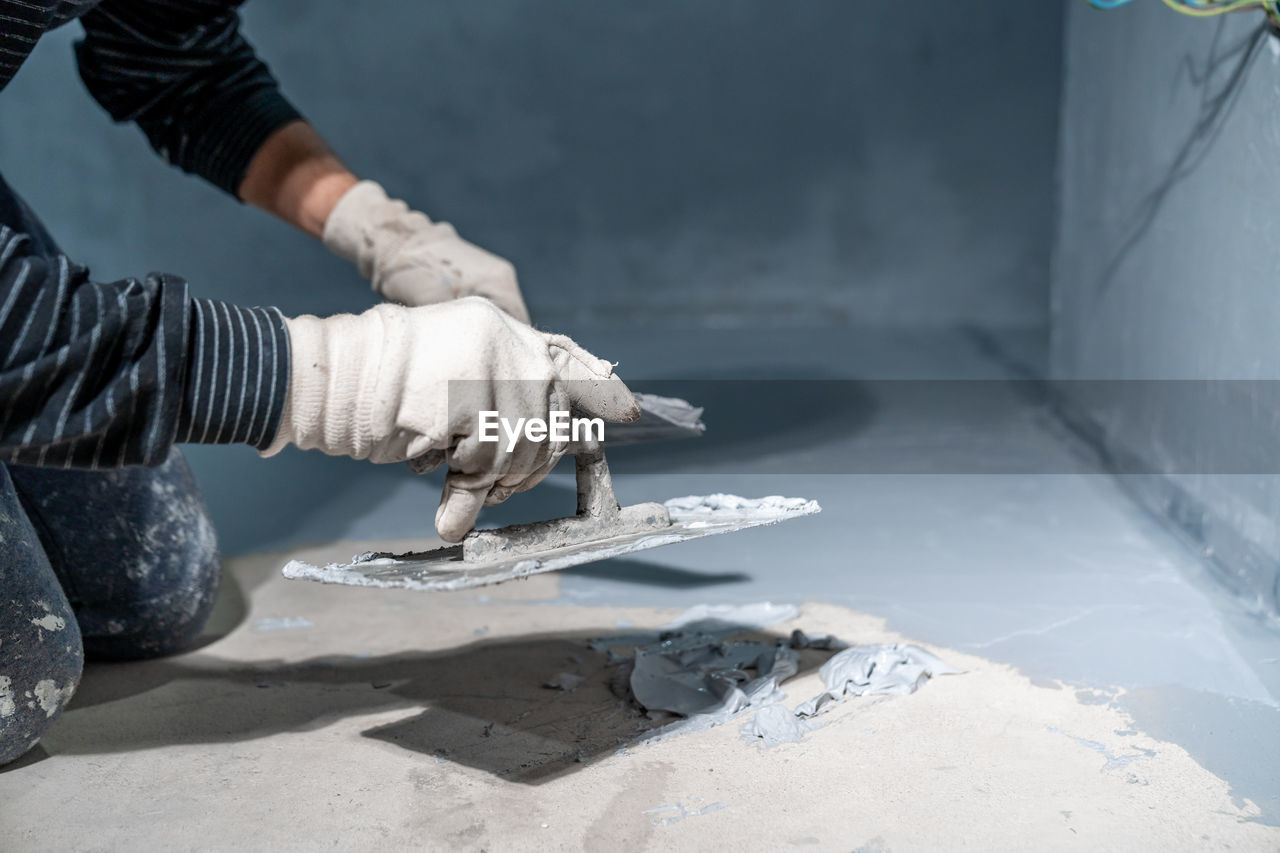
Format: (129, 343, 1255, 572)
(282, 394, 819, 591)
(604, 392, 706, 444)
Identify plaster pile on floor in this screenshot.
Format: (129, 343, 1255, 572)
(588, 602, 961, 746)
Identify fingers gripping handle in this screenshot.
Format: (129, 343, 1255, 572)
(407, 435, 621, 517)
(461, 439, 670, 562)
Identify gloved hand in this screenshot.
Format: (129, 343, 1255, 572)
(262, 297, 637, 541)
(322, 180, 531, 324)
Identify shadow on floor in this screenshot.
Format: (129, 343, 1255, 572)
(559, 557, 750, 588)
(174, 543, 753, 665)
(50, 627, 836, 785)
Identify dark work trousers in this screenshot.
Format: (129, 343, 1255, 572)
(0, 182, 220, 767)
(0, 453, 221, 766)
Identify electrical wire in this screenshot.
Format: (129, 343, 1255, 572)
(1087, 0, 1280, 24)
(1161, 0, 1267, 17)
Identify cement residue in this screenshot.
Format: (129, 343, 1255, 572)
(29, 614, 65, 632)
(542, 672, 585, 691)
(630, 636, 796, 718)
(281, 495, 821, 592)
(665, 494, 821, 520)
(591, 603, 958, 746)
(1049, 727, 1157, 771)
(794, 643, 964, 717)
(739, 643, 962, 746)
(32, 679, 72, 718)
(743, 704, 816, 747)
(642, 799, 727, 826)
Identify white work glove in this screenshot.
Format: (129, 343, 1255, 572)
(262, 297, 638, 541)
(323, 180, 531, 324)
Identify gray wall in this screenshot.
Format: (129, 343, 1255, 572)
(1052, 3, 1280, 611)
(0, 1, 1064, 553)
(0, 1, 1063, 328)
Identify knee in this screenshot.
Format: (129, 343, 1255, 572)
(81, 454, 224, 661)
(0, 471, 85, 766)
(82, 537, 221, 662)
(17, 450, 225, 662)
(0, 606, 84, 767)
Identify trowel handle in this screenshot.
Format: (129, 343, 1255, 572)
(571, 438, 621, 519)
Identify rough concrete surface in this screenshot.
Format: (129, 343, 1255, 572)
(0, 542, 1274, 851)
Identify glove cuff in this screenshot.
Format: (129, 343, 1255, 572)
(259, 313, 329, 457)
(322, 180, 408, 277)
(323, 180, 448, 299)
(260, 307, 397, 459)
(322, 179, 384, 264)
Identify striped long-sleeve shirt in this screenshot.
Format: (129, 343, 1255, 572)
(0, 0, 299, 467)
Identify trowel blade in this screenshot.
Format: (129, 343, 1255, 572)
(281, 495, 819, 592)
(605, 392, 705, 445)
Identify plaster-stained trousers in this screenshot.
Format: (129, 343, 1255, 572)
(0, 188, 220, 767)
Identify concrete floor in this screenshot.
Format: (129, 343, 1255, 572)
(2, 327, 1278, 850)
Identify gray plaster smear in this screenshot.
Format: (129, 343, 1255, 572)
(743, 644, 962, 747)
(628, 633, 797, 718)
(793, 644, 964, 717)
(583, 603, 958, 747)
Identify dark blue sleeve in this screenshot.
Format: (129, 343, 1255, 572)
(74, 0, 304, 197)
(0, 224, 290, 469)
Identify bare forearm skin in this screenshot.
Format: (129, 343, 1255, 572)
(238, 120, 358, 239)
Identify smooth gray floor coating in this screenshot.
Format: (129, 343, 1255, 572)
(1053, 5, 1280, 617)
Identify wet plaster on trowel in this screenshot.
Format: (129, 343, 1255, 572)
(5, 545, 1277, 851)
(282, 495, 820, 592)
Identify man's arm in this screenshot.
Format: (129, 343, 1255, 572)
(77, 0, 355, 236)
(0, 224, 290, 469)
(239, 121, 531, 323)
(79, 0, 530, 320)
(76, 0, 302, 197)
(237, 120, 357, 239)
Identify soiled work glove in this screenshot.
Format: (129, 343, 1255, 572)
(262, 297, 637, 541)
(323, 180, 531, 324)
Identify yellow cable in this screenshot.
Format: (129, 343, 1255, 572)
(1160, 0, 1270, 16)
